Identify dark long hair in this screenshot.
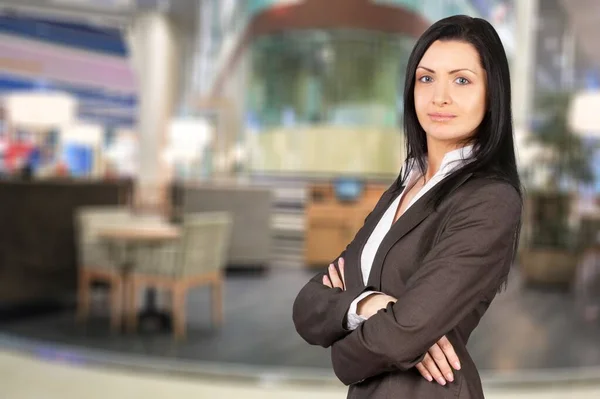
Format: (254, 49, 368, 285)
(398, 15, 522, 206)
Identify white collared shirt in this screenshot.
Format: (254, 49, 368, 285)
(346, 145, 474, 330)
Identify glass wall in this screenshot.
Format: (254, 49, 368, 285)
(246, 30, 415, 176)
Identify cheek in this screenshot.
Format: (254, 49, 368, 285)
(414, 90, 430, 116)
(459, 92, 486, 122)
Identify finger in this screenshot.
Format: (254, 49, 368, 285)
(328, 264, 344, 289)
(429, 344, 454, 383)
(338, 258, 346, 289)
(438, 336, 461, 370)
(422, 353, 446, 386)
(415, 362, 433, 382)
(322, 275, 332, 288)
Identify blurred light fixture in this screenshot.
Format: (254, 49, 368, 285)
(106, 128, 138, 176)
(4, 91, 76, 131)
(61, 123, 103, 146)
(569, 90, 600, 135)
(163, 118, 213, 164)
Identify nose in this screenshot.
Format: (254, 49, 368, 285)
(432, 81, 452, 106)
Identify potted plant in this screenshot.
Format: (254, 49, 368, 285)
(519, 92, 596, 287)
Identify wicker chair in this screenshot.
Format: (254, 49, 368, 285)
(126, 212, 232, 339)
(76, 206, 131, 331)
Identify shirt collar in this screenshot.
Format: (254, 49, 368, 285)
(439, 144, 474, 174)
(404, 144, 474, 180)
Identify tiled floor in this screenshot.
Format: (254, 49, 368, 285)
(1, 267, 600, 376)
(0, 349, 599, 399)
(0, 266, 600, 398)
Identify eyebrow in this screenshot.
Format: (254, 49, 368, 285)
(417, 66, 477, 75)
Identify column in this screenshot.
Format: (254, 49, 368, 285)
(128, 11, 180, 210)
(512, 0, 539, 187)
(512, 0, 538, 129)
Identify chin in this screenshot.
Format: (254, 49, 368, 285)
(424, 126, 467, 142)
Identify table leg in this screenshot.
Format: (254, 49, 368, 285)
(138, 288, 172, 332)
(136, 242, 171, 332)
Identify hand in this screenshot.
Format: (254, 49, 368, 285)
(415, 336, 461, 385)
(356, 293, 398, 319)
(323, 258, 460, 386)
(323, 258, 346, 290)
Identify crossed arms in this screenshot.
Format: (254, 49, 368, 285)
(292, 182, 521, 385)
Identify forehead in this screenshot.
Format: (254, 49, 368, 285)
(418, 40, 482, 71)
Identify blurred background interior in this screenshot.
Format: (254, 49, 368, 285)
(1, 0, 600, 398)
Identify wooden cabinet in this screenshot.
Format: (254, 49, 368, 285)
(304, 182, 387, 267)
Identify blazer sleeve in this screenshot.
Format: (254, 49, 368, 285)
(292, 186, 396, 348)
(330, 182, 522, 385)
(291, 256, 374, 348)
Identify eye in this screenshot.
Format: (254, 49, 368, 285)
(455, 77, 470, 85)
(418, 75, 433, 83)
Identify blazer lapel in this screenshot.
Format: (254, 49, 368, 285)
(366, 172, 473, 289)
(354, 186, 404, 287)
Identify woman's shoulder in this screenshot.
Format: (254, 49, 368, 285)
(452, 174, 522, 208)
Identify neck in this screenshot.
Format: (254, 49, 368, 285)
(424, 139, 466, 182)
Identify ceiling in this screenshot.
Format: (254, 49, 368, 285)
(0, 0, 133, 28)
(0, 0, 198, 30)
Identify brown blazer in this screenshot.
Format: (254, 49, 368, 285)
(292, 173, 522, 399)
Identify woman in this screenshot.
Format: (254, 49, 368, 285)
(292, 15, 522, 399)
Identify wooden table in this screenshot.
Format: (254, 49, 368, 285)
(99, 225, 180, 243)
(99, 223, 181, 332)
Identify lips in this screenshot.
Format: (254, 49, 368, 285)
(428, 113, 456, 122)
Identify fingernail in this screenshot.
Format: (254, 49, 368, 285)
(425, 375, 433, 382)
(454, 362, 461, 370)
(446, 373, 454, 382)
(437, 378, 446, 386)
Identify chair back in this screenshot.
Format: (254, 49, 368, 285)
(76, 206, 131, 268)
(77, 206, 131, 241)
(177, 212, 232, 278)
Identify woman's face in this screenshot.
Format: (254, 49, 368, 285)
(414, 40, 487, 147)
